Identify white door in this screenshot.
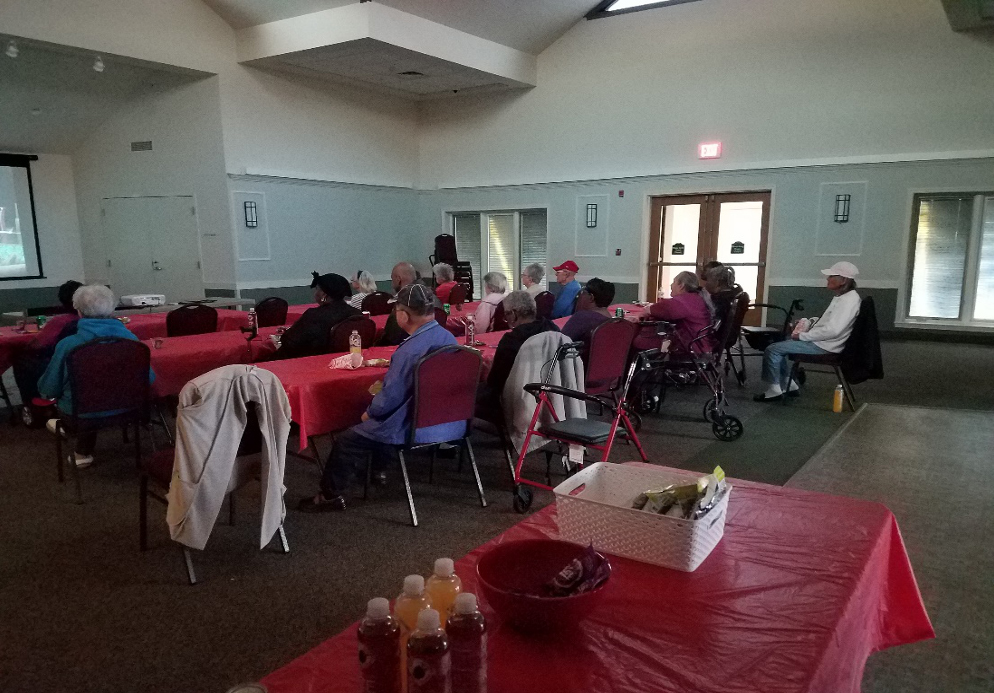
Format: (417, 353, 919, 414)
(103, 196, 204, 302)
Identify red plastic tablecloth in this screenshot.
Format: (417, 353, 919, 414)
(0, 326, 35, 375)
(145, 328, 279, 397)
(261, 470, 933, 693)
(124, 309, 250, 340)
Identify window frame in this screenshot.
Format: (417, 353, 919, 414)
(586, 0, 703, 21)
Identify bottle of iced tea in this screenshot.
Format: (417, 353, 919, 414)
(407, 609, 450, 693)
(358, 597, 402, 693)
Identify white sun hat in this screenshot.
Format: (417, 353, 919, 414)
(821, 261, 859, 279)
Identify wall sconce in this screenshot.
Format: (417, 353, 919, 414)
(834, 194, 851, 223)
(586, 203, 598, 228)
(243, 201, 258, 228)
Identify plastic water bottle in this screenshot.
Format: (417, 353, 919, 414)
(447, 593, 487, 693)
(406, 609, 450, 693)
(242, 308, 258, 339)
(350, 329, 362, 355)
(832, 384, 844, 413)
(358, 597, 402, 693)
(424, 558, 461, 627)
(395, 575, 433, 692)
(464, 315, 476, 346)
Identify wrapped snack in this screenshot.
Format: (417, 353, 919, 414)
(363, 358, 390, 368)
(329, 352, 364, 370)
(543, 545, 611, 597)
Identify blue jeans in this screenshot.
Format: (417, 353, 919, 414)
(762, 339, 830, 388)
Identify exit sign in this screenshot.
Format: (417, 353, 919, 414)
(699, 142, 722, 159)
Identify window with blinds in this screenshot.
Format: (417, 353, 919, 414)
(450, 209, 547, 298)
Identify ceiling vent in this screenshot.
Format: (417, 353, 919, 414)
(130, 140, 153, 152)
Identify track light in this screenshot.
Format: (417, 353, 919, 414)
(93, 55, 104, 73)
(5, 41, 18, 59)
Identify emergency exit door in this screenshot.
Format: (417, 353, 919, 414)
(646, 192, 770, 324)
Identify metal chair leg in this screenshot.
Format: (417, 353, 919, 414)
(156, 404, 174, 447)
(139, 474, 149, 551)
(465, 439, 487, 508)
(277, 525, 290, 554)
(67, 447, 83, 504)
(134, 421, 141, 470)
(182, 546, 197, 585)
(397, 450, 418, 527)
(498, 428, 516, 487)
(783, 362, 801, 406)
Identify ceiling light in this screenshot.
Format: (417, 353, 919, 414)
(5, 41, 18, 59)
(398, 70, 426, 78)
(93, 56, 105, 73)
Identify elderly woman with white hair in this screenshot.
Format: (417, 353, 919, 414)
(432, 262, 458, 303)
(520, 263, 545, 297)
(471, 271, 509, 332)
(347, 270, 378, 310)
(37, 284, 155, 468)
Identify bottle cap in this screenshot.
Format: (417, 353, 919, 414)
(416, 608, 441, 631)
(366, 597, 390, 619)
(433, 558, 454, 577)
(403, 574, 425, 596)
(453, 592, 477, 614)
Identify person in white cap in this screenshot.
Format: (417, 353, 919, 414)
(754, 261, 861, 402)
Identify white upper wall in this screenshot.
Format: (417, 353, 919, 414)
(416, 0, 994, 189)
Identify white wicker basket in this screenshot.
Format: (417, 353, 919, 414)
(553, 463, 731, 572)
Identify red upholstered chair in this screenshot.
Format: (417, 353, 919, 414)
(361, 291, 393, 316)
(534, 291, 555, 320)
(54, 338, 151, 503)
(254, 297, 288, 327)
(447, 283, 468, 306)
(434, 307, 449, 327)
(328, 315, 377, 353)
(166, 304, 218, 337)
(585, 319, 638, 397)
(364, 346, 486, 527)
(491, 301, 509, 331)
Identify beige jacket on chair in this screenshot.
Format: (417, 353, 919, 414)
(166, 365, 291, 550)
(502, 331, 586, 456)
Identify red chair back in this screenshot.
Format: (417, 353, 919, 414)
(328, 315, 377, 353)
(725, 291, 751, 350)
(491, 301, 509, 331)
(534, 291, 555, 320)
(586, 319, 638, 395)
(448, 283, 468, 306)
(255, 297, 288, 327)
(66, 338, 150, 418)
(361, 292, 393, 316)
(432, 234, 458, 265)
(411, 346, 482, 438)
(166, 304, 218, 337)
(434, 307, 449, 327)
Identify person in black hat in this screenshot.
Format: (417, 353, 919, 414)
(269, 272, 360, 360)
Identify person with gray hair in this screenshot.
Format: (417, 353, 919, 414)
(37, 284, 155, 468)
(702, 263, 746, 333)
(520, 263, 545, 297)
(348, 270, 378, 309)
(378, 261, 424, 346)
(432, 262, 459, 303)
(476, 290, 560, 414)
(471, 271, 509, 332)
(637, 271, 717, 355)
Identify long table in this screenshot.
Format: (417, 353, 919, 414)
(260, 466, 934, 693)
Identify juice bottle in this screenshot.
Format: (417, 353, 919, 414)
(424, 558, 461, 627)
(832, 384, 844, 413)
(395, 575, 433, 693)
(358, 597, 402, 693)
(350, 329, 363, 355)
(407, 609, 450, 693)
(447, 593, 487, 693)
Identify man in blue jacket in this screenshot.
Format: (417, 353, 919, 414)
(551, 259, 582, 319)
(38, 284, 155, 468)
(298, 283, 463, 512)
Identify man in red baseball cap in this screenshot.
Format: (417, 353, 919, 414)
(551, 260, 581, 318)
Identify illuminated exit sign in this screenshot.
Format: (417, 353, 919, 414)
(699, 142, 722, 159)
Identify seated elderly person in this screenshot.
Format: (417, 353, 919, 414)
(636, 271, 716, 354)
(520, 263, 545, 297)
(37, 285, 155, 468)
(702, 263, 746, 323)
(551, 260, 581, 318)
(298, 284, 460, 513)
(754, 262, 861, 402)
(347, 270, 377, 310)
(378, 261, 422, 346)
(271, 272, 360, 360)
(477, 290, 560, 416)
(432, 263, 458, 303)
(561, 278, 615, 358)
(12, 280, 83, 416)
(471, 272, 509, 332)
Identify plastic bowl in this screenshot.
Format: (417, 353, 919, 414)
(475, 539, 611, 632)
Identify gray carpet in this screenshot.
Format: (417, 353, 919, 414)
(787, 404, 994, 693)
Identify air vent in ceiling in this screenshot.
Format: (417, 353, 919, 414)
(398, 71, 426, 78)
(130, 140, 153, 152)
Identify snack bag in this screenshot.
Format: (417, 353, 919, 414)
(329, 352, 364, 370)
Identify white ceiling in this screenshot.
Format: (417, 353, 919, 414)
(0, 37, 200, 154)
(202, 0, 596, 55)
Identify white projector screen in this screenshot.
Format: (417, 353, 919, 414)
(0, 154, 43, 280)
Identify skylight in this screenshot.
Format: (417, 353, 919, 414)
(587, 0, 702, 20)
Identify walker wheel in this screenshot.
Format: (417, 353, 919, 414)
(702, 398, 718, 423)
(712, 415, 743, 442)
(627, 411, 643, 434)
(512, 485, 533, 514)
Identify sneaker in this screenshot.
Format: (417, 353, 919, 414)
(72, 453, 94, 468)
(297, 493, 346, 513)
(46, 418, 63, 436)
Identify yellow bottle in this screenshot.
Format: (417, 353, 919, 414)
(425, 558, 462, 627)
(832, 385, 844, 413)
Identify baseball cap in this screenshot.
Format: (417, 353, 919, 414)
(553, 260, 579, 273)
(389, 283, 436, 315)
(820, 261, 859, 280)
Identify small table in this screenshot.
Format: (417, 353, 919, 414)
(260, 469, 933, 693)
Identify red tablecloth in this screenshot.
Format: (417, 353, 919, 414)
(124, 309, 250, 340)
(261, 470, 933, 693)
(0, 326, 36, 375)
(285, 305, 392, 339)
(145, 328, 279, 397)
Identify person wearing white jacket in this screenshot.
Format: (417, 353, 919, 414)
(754, 262, 861, 402)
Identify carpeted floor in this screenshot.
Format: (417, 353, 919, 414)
(0, 338, 991, 692)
